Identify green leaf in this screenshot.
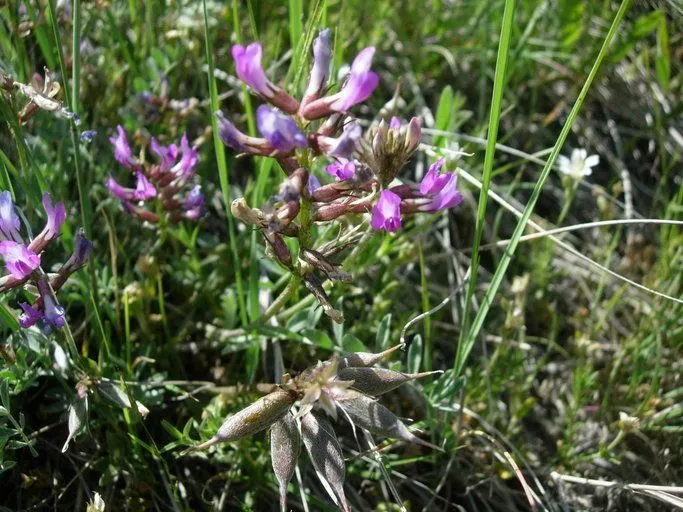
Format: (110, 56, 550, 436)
(655, 15, 670, 92)
(302, 329, 334, 349)
(342, 333, 367, 353)
(407, 334, 423, 374)
(433, 85, 453, 147)
(375, 313, 392, 351)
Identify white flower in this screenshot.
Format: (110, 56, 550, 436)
(87, 492, 106, 512)
(557, 148, 600, 179)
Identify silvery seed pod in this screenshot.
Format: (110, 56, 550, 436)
(188, 388, 297, 452)
(300, 411, 350, 512)
(338, 343, 403, 369)
(337, 367, 442, 396)
(271, 412, 300, 512)
(337, 389, 441, 451)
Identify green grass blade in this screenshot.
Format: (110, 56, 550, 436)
(202, 0, 248, 327)
(455, 0, 516, 372)
(455, 0, 633, 376)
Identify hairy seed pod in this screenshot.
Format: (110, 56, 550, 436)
(337, 389, 441, 451)
(271, 412, 300, 512)
(339, 343, 403, 369)
(300, 411, 350, 512)
(188, 389, 297, 452)
(337, 367, 442, 396)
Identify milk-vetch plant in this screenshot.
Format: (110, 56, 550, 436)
(217, 30, 464, 322)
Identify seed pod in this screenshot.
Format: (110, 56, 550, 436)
(188, 388, 297, 452)
(300, 411, 350, 512)
(337, 389, 441, 451)
(338, 343, 403, 369)
(337, 367, 442, 396)
(271, 412, 300, 512)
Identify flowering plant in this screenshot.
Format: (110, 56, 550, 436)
(0, 191, 92, 330)
(218, 30, 464, 322)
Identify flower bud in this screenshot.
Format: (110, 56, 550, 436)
(300, 411, 350, 512)
(189, 388, 297, 451)
(270, 412, 300, 512)
(337, 367, 442, 396)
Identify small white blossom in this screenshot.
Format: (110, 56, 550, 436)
(557, 148, 600, 179)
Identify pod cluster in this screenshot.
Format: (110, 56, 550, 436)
(186, 343, 442, 511)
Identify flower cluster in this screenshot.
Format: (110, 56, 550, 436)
(217, 30, 464, 322)
(107, 126, 204, 223)
(0, 191, 92, 330)
(186, 344, 441, 512)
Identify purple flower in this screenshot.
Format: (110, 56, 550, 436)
(64, 230, 93, 270)
(109, 125, 138, 168)
(172, 134, 199, 178)
(419, 158, 450, 195)
(0, 191, 22, 242)
(320, 121, 362, 159)
(79, 130, 97, 143)
(326, 159, 356, 181)
(308, 174, 321, 193)
(232, 43, 274, 98)
(150, 138, 179, 173)
(106, 173, 156, 202)
(305, 29, 332, 97)
(256, 106, 307, 152)
(421, 173, 464, 212)
(0, 241, 41, 279)
(42, 193, 66, 240)
(330, 47, 379, 112)
(371, 190, 402, 232)
(389, 117, 401, 130)
(37, 279, 65, 330)
(19, 302, 43, 328)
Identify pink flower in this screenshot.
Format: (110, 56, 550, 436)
(0, 241, 40, 279)
(371, 190, 402, 232)
(330, 48, 380, 112)
(419, 159, 464, 212)
(326, 159, 356, 181)
(232, 43, 274, 98)
(42, 193, 66, 240)
(109, 125, 138, 168)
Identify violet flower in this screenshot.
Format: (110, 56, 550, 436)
(107, 173, 156, 202)
(256, 105, 307, 152)
(326, 159, 356, 181)
(419, 158, 450, 195)
(62, 230, 93, 272)
(0, 191, 22, 242)
(109, 125, 138, 168)
(232, 43, 274, 98)
(370, 190, 402, 232)
(308, 174, 321, 194)
(19, 302, 43, 328)
(318, 121, 362, 159)
(421, 173, 463, 212)
(330, 47, 379, 112)
(150, 138, 179, 173)
(389, 116, 401, 130)
(42, 193, 66, 240)
(172, 135, 200, 179)
(0, 241, 41, 279)
(37, 279, 65, 330)
(304, 29, 332, 99)
(183, 185, 204, 220)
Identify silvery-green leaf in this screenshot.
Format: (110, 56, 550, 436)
(96, 381, 132, 409)
(62, 396, 88, 453)
(300, 411, 350, 512)
(271, 412, 300, 512)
